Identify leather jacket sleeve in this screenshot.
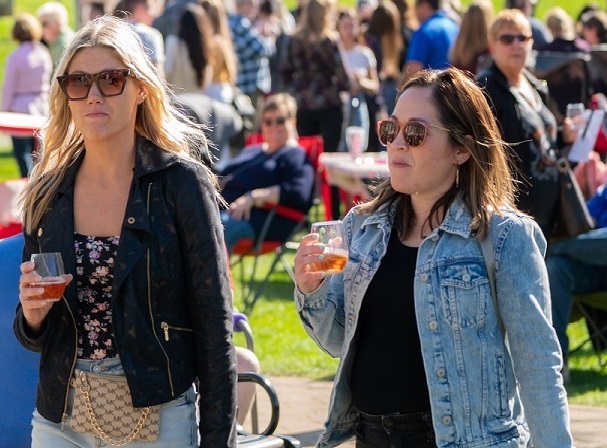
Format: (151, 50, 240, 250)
(172, 161, 237, 447)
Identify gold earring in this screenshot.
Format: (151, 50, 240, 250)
(455, 164, 460, 188)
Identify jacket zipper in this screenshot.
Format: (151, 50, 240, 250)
(39, 234, 78, 430)
(160, 321, 194, 341)
(145, 182, 175, 396)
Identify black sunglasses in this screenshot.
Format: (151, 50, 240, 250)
(497, 34, 532, 45)
(262, 116, 288, 126)
(57, 69, 131, 101)
(377, 119, 449, 147)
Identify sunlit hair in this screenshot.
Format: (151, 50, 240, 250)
(450, 0, 493, 68)
(12, 13, 43, 42)
(177, 3, 214, 88)
(36, 1, 69, 28)
(545, 7, 576, 41)
(366, 1, 403, 80)
(489, 8, 531, 41)
(20, 15, 213, 233)
(200, 0, 237, 85)
(295, 0, 338, 41)
(358, 68, 517, 240)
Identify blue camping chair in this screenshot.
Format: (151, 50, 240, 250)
(0, 234, 39, 447)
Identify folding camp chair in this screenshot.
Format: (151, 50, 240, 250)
(231, 135, 325, 314)
(569, 291, 607, 366)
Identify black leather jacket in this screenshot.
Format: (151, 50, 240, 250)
(14, 136, 237, 447)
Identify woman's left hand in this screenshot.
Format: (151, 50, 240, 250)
(229, 194, 254, 221)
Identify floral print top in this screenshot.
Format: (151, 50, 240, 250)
(74, 233, 119, 359)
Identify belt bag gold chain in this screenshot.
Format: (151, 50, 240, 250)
(70, 369, 160, 446)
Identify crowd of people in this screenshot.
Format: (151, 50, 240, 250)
(3, 0, 607, 447)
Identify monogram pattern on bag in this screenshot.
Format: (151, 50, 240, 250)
(71, 370, 160, 446)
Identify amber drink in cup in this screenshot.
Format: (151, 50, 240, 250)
(310, 221, 349, 274)
(28, 252, 67, 301)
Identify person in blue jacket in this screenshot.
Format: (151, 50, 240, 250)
(292, 68, 573, 448)
(548, 183, 607, 375)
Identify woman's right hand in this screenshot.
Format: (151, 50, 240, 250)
(294, 233, 327, 294)
(18, 261, 71, 333)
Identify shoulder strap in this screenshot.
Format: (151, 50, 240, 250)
(479, 229, 505, 336)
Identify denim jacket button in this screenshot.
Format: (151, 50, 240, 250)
(462, 273, 471, 282)
(431, 235, 439, 241)
(429, 320, 438, 330)
(127, 217, 136, 224)
(442, 415, 452, 425)
(436, 368, 446, 378)
(420, 273, 429, 282)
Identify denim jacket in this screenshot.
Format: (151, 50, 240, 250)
(295, 197, 573, 448)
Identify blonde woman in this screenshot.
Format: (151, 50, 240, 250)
(293, 68, 573, 448)
(15, 16, 236, 447)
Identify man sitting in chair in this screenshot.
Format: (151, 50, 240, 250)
(547, 181, 607, 380)
(219, 93, 314, 253)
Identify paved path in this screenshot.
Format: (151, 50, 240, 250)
(244, 376, 607, 448)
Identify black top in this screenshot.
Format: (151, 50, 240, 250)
(351, 230, 431, 414)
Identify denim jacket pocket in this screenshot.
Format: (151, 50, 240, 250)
(440, 262, 489, 329)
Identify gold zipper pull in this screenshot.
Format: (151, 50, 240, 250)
(161, 322, 169, 341)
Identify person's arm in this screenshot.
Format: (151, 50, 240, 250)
(294, 210, 361, 357)
(587, 185, 607, 228)
(494, 216, 574, 447)
(174, 162, 237, 447)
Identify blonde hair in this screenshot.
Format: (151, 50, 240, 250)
(201, 0, 237, 85)
(295, 0, 338, 41)
(489, 9, 531, 41)
(20, 15, 213, 233)
(450, 0, 493, 68)
(545, 7, 576, 40)
(36, 1, 69, 28)
(359, 68, 517, 240)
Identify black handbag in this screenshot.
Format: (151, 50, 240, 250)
(555, 157, 596, 237)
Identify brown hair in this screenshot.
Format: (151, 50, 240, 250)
(359, 68, 517, 240)
(12, 13, 43, 42)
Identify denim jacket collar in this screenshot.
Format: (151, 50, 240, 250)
(359, 195, 474, 240)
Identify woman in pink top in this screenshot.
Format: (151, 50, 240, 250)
(1, 13, 52, 177)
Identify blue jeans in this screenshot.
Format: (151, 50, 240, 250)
(12, 136, 35, 178)
(32, 357, 198, 447)
(547, 228, 607, 356)
(221, 210, 255, 254)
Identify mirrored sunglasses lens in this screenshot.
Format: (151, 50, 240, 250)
(379, 121, 399, 145)
(63, 75, 91, 99)
(98, 71, 126, 96)
(403, 122, 426, 147)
